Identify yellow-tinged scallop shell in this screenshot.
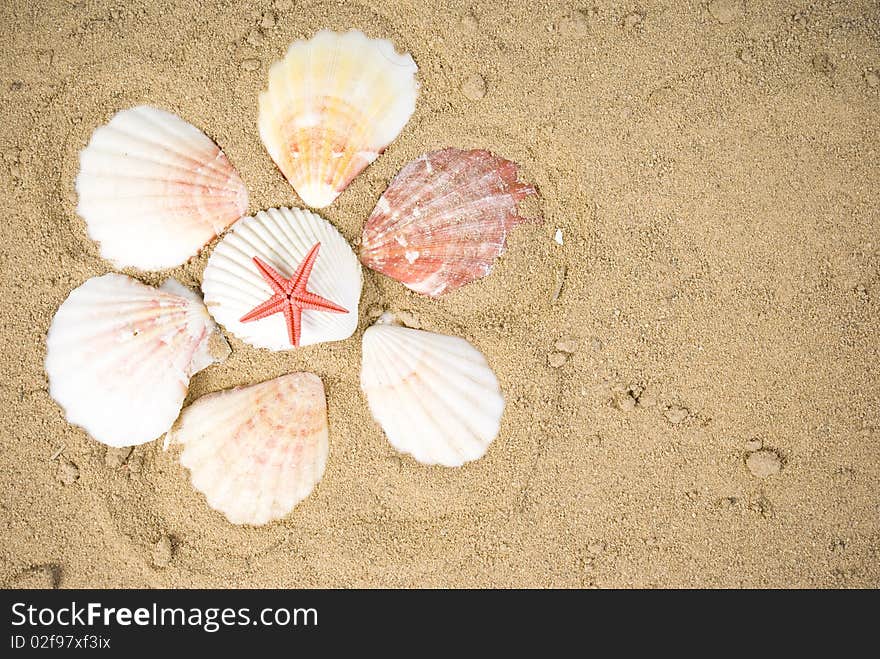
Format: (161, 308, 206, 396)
(258, 30, 418, 208)
(166, 373, 329, 525)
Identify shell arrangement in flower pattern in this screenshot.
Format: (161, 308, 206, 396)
(47, 28, 541, 526)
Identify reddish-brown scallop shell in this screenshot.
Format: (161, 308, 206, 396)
(359, 148, 539, 297)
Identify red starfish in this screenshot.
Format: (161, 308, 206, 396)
(239, 242, 348, 347)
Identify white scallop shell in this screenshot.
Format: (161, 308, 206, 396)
(360, 315, 505, 467)
(258, 30, 418, 208)
(45, 274, 229, 448)
(166, 373, 329, 525)
(76, 105, 248, 270)
(202, 207, 361, 350)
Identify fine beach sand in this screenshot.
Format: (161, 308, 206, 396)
(1, 0, 878, 588)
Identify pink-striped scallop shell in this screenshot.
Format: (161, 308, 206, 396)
(76, 105, 248, 270)
(165, 372, 329, 526)
(359, 148, 538, 297)
(45, 274, 230, 448)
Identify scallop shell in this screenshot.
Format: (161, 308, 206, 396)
(360, 148, 538, 297)
(202, 207, 361, 350)
(76, 105, 248, 270)
(45, 274, 229, 448)
(360, 315, 505, 467)
(258, 30, 418, 208)
(166, 373, 329, 525)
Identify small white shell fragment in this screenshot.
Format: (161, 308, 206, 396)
(75, 106, 248, 270)
(201, 207, 362, 350)
(45, 274, 228, 447)
(554, 228, 564, 245)
(360, 320, 505, 467)
(259, 30, 418, 207)
(166, 373, 329, 525)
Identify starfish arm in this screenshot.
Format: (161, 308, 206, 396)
(295, 290, 349, 314)
(252, 256, 289, 295)
(283, 301, 302, 347)
(240, 294, 287, 322)
(289, 243, 322, 294)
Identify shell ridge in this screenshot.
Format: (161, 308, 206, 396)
(84, 115, 225, 176)
(265, 406, 313, 519)
(396, 329, 500, 391)
(387, 329, 502, 431)
(80, 143, 231, 187)
(204, 259, 272, 303)
(126, 105, 216, 155)
(364, 161, 513, 248)
(392, 348, 487, 462)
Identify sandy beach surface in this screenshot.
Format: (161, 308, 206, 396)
(1, 0, 878, 588)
